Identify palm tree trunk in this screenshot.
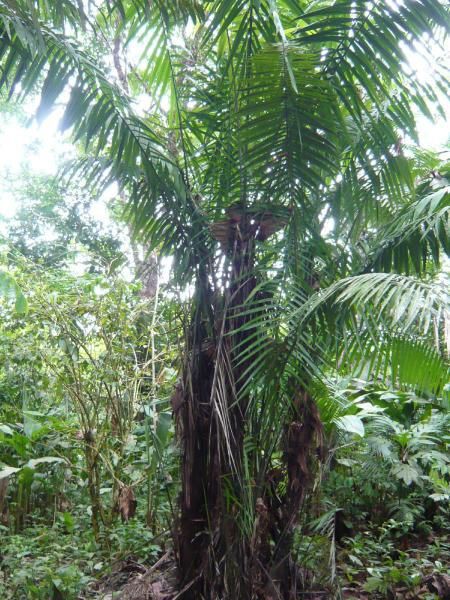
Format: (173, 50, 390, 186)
(176, 215, 258, 598)
(176, 214, 325, 598)
(176, 291, 219, 596)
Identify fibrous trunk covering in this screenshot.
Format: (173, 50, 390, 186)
(174, 210, 323, 599)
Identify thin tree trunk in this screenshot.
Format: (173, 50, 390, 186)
(0, 477, 9, 528)
(84, 439, 102, 542)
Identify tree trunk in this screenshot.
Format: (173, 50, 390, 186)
(84, 437, 103, 542)
(0, 477, 9, 528)
(175, 211, 325, 598)
(175, 214, 264, 597)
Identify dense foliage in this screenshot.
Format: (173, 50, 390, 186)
(0, 1, 449, 599)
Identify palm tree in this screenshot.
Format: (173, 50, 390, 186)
(0, 1, 449, 597)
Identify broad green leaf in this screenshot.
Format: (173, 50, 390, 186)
(336, 415, 365, 437)
(0, 465, 21, 479)
(391, 462, 421, 486)
(0, 271, 28, 314)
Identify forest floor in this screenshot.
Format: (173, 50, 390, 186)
(1, 518, 449, 599)
(82, 531, 450, 599)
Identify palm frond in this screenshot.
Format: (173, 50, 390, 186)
(366, 177, 450, 275)
(102, 0, 204, 27)
(0, 3, 214, 278)
(299, 272, 448, 333)
(2, 0, 88, 30)
(342, 332, 449, 395)
(296, 0, 449, 127)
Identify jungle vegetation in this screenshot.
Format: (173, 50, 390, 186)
(0, 1, 449, 598)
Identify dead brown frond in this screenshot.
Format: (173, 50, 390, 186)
(210, 205, 290, 248)
(118, 486, 137, 522)
(284, 390, 324, 512)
